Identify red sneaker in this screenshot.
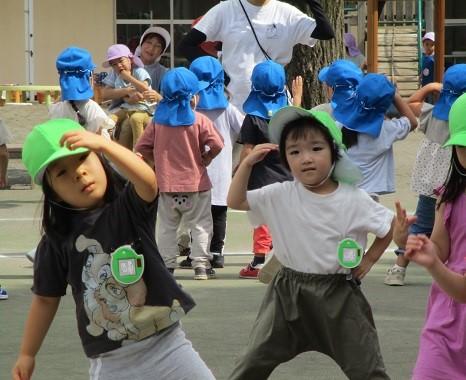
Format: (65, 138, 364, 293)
(239, 264, 263, 279)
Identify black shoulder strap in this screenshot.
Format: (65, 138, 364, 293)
(69, 100, 86, 126)
(238, 0, 271, 60)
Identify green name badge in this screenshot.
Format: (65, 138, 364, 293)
(337, 238, 363, 269)
(110, 246, 144, 285)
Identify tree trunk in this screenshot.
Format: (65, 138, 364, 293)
(286, 0, 345, 108)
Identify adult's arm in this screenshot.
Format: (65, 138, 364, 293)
(307, 0, 334, 40)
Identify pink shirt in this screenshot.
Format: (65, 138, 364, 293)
(136, 112, 224, 193)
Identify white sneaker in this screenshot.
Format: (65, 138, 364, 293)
(384, 266, 406, 286)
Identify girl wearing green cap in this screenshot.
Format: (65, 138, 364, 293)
(12, 119, 214, 380)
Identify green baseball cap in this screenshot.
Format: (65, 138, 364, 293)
(268, 106, 362, 185)
(444, 93, 466, 147)
(22, 119, 89, 185)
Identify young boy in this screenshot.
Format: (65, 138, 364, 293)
(421, 32, 435, 101)
(135, 67, 224, 280)
(227, 106, 394, 379)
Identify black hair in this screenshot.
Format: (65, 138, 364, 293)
(438, 147, 466, 208)
(278, 116, 340, 171)
(341, 127, 359, 148)
(142, 33, 166, 52)
(41, 154, 125, 237)
(69, 100, 87, 127)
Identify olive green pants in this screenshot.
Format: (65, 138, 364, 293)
(230, 268, 390, 380)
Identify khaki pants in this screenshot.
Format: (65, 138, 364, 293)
(111, 109, 151, 150)
(230, 268, 390, 380)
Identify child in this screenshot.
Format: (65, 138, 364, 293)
(49, 46, 115, 139)
(334, 73, 418, 200)
(0, 118, 12, 189)
(135, 67, 224, 280)
(344, 32, 367, 70)
(12, 119, 214, 380)
(236, 60, 293, 279)
(101, 44, 153, 150)
(227, 106, 394, 379)
(178, 56, 244, 269)
(385, 64, 466, 286)
(393, 93, 466, 379)
(421, 32, 435, 88)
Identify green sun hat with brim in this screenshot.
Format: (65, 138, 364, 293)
(22, 119, 89, 185)
(269, 106, 363, 185)
(443, 93, 466, 147)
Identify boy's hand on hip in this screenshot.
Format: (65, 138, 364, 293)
(352, 255, 376, 280)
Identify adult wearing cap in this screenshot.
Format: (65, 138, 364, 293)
(177, 0, 334, 111)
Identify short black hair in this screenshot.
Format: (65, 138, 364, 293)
(142, 33, 166, 52)
(278, 116, 340, 170)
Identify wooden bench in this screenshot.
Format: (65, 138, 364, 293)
(0, 85, 61, 106)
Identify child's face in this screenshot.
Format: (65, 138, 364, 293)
(456, 146, 466, 168)
(140, 35, 164, 65)
(109, 56, 132, 73)
(46, 151, 107, 209)
(423, 40, 435, 56)
(285, 128, 336, 194)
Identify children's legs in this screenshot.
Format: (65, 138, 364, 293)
(210, 205, 227, 255)
(0, 144, 9, 188)
(117, 119, 133, 150)
(156, 193, 182, 270)
(128, 112, 150, 148)
(239, 225, 272, 278)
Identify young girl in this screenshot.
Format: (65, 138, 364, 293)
(227, 106, 394, 379)
(101, 44, 153, 150)
(12, 119, 214, 380)
(178, 56, 244, 269)
(49, 46, 115, 139)
(393, 93, 466, 379)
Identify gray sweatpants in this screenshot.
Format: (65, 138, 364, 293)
(89, 324, 215, 380)
(229, 267, 390, 380)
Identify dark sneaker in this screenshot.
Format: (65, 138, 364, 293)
(206, 267, 216, 279)
(194, 267, 216, 280)
(179, 257, 192, 269)
(210, 255, 224, 268)
(239, 264, 263, 279)
(0, 285, 8, 300)
(178, 244, 191, 257)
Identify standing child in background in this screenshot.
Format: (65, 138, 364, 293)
(334, 73, 418, 201)
(49, 46, 115, 139)
(178, 56, 244, 269)
(393, 94, 466, 379)
(236, 60, 293, 279)
(343, 32, 367, 70)
(227, 107, 394, 379)
(12, 119, 214, 380)
(101, 44, 153, 150)
(135, 68, 224, 280)
(385, 64, 466, 286)
(421, 32, 435, 88)
(0, 118, 12, 189)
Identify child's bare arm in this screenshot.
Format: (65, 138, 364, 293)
(291, 76, 303, 107)
(407, 82, 442, 116)
(393, 92, 418, 130)
(228, 143, 277, 211)
(12, 295, 61, 380)
(100, 85, 135, 101)
(393, 201, 417, 247)
(118, 70, 150, 93)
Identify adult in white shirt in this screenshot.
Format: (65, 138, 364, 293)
(177, 0, 334, 110)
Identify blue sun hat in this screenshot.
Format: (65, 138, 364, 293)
(318, 59, 363, 109)
(154, 67, 209, 126)
(56, 46, 96, 101)
(334, 73, 395, 138)
(243, 60, 288, 120)
(432, 64, 466, 121)
(189, 56, 228, 110)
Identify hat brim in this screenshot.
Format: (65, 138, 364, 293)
(243, 93, 288, 121)
(443, 131, 466, 147)
(34, 146, 89, 185)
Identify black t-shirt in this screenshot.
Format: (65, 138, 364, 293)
(239, 114, 293, 190)
(32, 185, 195, 358)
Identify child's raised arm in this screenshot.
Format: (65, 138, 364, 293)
(227, 143, 277, 211)
(407, 82, 442, 116)
(291, 76, 303, 107)
(12, 295, 61, 380)
(393, 201, 418, 247)
(393, 92, 418, 130)
(61, 130, 157, 202)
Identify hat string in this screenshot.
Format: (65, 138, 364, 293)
(58, 69, 93, 75)
(252, 85, 286, 98)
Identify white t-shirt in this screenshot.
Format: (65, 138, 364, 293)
(344, 117, 411, 195)
(48, 99, 115, 139)
(247, 181, 393, 274)
(195, 0, 316, 109)
(201, 104, 244, 205)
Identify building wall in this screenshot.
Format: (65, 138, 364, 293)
(0, 0, 114, 85)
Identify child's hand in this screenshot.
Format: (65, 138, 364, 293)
(405, 234, 437, 269)
(291, 76, 303, 107)
(12, 354, 35, 380)
(118, 70, 133, 81)
(393, 201, 417, 248)
(352, 255, 375, 280)
(125, 91, 145, 105)
(426, 82, 442, 95)
(60, 130, 107, 153)
(244, 143, 278, 166)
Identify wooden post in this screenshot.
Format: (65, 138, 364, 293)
(434, 0, 445, 82)
(367, 0, 379, 73)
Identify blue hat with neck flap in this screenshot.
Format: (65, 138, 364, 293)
(433, 64, 466, 121)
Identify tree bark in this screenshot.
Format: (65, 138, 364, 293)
(286, 0, 345, 108)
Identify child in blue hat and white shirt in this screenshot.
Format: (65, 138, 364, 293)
(385, 64, 466, 286)
(333, 73, 418, 201)
(49, 46, 115, 139)
(178, 56, 244, 269)
(135, 68, 224, 280)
